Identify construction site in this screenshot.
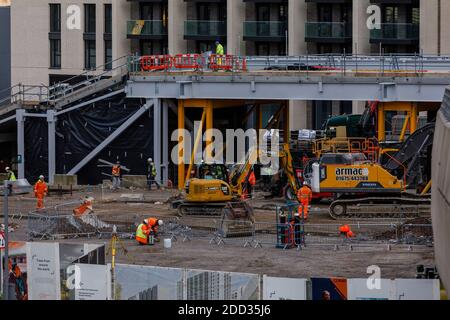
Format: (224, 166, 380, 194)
(0, 0, 449, 302)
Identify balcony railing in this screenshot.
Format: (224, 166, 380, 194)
(184, 20, 226, 38)
(127, 20, 168, 37)
(243, 21, 288, 39)
(370, 23, 419, 42)
(305, 22, 352, 41)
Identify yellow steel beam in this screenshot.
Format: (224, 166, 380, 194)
(178, 100, 185, 190)
(378, 102, 385, 141)
(185, 110, 206, 184)
(421, 180, 432, 195)
(205, 100, 214, 162)
(399, 115, 410, 142)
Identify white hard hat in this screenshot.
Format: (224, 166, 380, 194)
(39, 175, 45, 179)
(148, 158, 153, 162)
(158, 220, 164, 226)
(143, 219, 149, 224)
(5, 167, 10, 171)
(303, 181, 308, 186)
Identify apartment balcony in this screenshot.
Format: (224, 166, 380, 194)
(127, 20, 168, 39)
(305, 22, 352, 43)
(370, 23, 419, 45)
(184, 21, 226, 41)
(243, 21, 288, 42)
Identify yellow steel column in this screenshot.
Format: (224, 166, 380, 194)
(185, 111, 206, 184)
(410, 102, 418, 134)
(205, 100, 214, 162)
(377, 103, 385, 141)
(283, 101, 290, 143)
(178, 100, 186, 190)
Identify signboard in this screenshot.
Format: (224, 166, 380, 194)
(26, 242, 61, 300)
(263, 276, 307, 300)
(347, 279, 394, 300)
(311, 277, 348, 300)
(74, 264, 111, 300)
(394, 279, 440, 300)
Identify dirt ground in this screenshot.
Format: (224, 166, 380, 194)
(1, 188, 435, 279)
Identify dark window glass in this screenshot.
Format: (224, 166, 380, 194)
(85, 40, 96, 69)
(50, 39, 61, 68)
(85, 4, 96, 33)
(104, 40, 112, 70)
(50, 4, 61, 32)
(104, 4, 112, 34)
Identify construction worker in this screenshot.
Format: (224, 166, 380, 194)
(247, 170, 256, 199)
(147, 158, 160, 190)
(34, 175, 48, 209)
(215, 40, 224, 55)
(5, 167, 16, 181)
(136, 218, 164, 245)
(145, 217, 164, 238)
(339, 225, 355, 239)
(297, 181, 312, 220)
(112, 161, 121, 190)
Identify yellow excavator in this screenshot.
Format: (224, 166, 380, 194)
(306, 152, 431, 219)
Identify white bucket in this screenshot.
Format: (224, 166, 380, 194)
(163, 238, 172, 249)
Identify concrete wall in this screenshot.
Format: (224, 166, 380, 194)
(227, 0, 245, 56)
(0, 6, 10, 99)
(353, 0, 370, 54)
(431, 87, 450, 294)
(11, 0, 129, 86)
(168, 0, 186, 54)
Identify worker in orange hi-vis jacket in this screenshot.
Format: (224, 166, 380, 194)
(297, 181, 312, 220)
(34, 175, 48, 209)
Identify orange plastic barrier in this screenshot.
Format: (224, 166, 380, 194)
(172, 54, 202, 70)
(140, 55, 172, 71)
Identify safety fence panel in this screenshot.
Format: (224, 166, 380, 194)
(114, 264, 260, 300)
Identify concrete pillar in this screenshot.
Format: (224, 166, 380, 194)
(288, 0, 307, 55)
(47, 110, 56, 185)
(16, 109, 25, 179)
(227, 0, 246, 55)
(353, 0, 371, 54)
(440, 0, 450, 54)
(289, 101, 308, 130)
(168, 0, 186, 54)
(288, 0, 308, 132)
(352, 101, 366, 115)
(112, 0, 131, 71)
(420, 0, 439, 54)
(153, 99, 162, 184)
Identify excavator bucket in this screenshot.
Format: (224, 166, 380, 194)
(219, 201, 255, 238)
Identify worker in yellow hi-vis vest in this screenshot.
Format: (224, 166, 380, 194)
(215, 40, 224, 66)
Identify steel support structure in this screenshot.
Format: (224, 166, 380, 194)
(152, 98, 162, 185)
(67, 102, 153, 175)
(16, 109, 25, 179)
(126, 75, 450, 102)
(47, 110, 56, 185)
(162, 100, 169, 186)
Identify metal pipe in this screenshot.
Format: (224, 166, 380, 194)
(3, 180, 10, 300)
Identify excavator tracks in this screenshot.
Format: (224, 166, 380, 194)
(329, 195, 431, 220)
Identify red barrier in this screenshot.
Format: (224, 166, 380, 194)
(172, 54, 202, 70)
(209, 54, 235, 71)
(140, 55, 172, 71)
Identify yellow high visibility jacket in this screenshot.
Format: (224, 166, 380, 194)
(216, 44, 224, 55)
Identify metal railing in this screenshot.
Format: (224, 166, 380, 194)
(184, 20, 226, 38)
(305, 22, 352, 40)
(243, 21, 288, 38)
(127, 20, 168, 37)
(370, 23, 420, 41)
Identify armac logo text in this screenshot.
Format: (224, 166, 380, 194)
(335, 168, 370, 176)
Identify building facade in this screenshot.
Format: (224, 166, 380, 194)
(9, 0, 450, 129)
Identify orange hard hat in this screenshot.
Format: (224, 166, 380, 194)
(347, 230, 355, 238)
(339, 225, 350, 233)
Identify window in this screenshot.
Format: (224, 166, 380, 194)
(84, 4, 96, 33)
(104, 40, 112, 70)
(49, 4, 61, 69)
(104, 4, 112, 34)
(85, 40, 96, 69)
(104, 4, 112, 70)
(50, 39, 61, 68)
(50, 4, 61, 32)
